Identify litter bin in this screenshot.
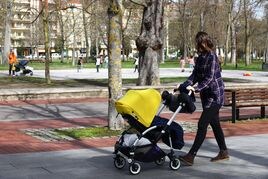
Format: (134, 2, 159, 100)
(262, 63, 268, 71)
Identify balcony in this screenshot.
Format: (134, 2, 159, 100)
(14, 0, 31, 5)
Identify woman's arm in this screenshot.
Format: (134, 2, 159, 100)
(181, 65, 197, 87)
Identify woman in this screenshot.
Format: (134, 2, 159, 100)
(8, 50, 17, 76)
(178, 31, 229, 166)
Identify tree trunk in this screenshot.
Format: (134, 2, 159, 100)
(41, 0, 51, 84)
(136, 0, 163, 86)
(265, 32, 268, 63)
(224, 0, 232, 65)
(107, 0, 124, 130)
(2, 0, 12, 65)
(182, 18, 187, 59)
(164, 3, 169, 63)
(82, 0, 90, 62)
(165, 16, 169, 62)
(96, 32, 99, 57)
(230, 21, 237, 66)
(243, 0, 250, 66)
(71, 9, 76, 66)
(57, 2, 65, 63)
(200, 11, 205, 31)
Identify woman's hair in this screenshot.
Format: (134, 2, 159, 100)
(195, 31, 215, 53)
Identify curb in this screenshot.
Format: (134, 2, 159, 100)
(0, 85, 176, 101)
(1, 83, 268, 101)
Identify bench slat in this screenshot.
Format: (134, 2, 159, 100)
(224, 88, 268, 106)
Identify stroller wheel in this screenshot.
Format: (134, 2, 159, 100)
(129, 162, 141, 175)
(114, 156, 126, 169)
(169, 158, 181, 170)
(155, 157, 165, 166)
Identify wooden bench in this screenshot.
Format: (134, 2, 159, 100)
(224, 86, 268, 123)
(262, 63, 268, 71)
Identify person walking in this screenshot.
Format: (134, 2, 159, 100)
(133, 57, 139, 72)
(96, 55, 101, 72)
(187, 55, 195, 73)
(77, 57, 83, 72)
(8, 50, 17, 76)
(104, 55, 109, 68)
(180, 56, 186, 72)
(177, 31, 229, 166)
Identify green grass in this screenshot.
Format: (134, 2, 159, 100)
(222, 60, 264, 71)
(54, 127, 123, 139)
(53, 118, 267, 139)
(0, 75, 250, 89)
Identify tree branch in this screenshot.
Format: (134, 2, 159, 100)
(129, 0, 148, 7)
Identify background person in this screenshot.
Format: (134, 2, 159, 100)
(133, 57, 139, 72)
(177, 31, 229, 166)
(188, 55, 195, 73)
(180, 56, 186, 72)
(96, 55, 101, 72)
(77, 57, 83, 72)
(104, 55, 109, 68)
(8, 50, 17, 76)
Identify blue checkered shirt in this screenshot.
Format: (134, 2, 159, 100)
(182, 52, 224, 109)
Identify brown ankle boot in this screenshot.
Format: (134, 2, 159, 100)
(179, 153, 195, 166)
(211, 150, 230, 162)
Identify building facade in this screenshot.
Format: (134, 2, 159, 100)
(0, 0, 86, 58)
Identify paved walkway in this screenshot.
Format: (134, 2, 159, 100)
(0, 97, 267, 178)
(0, 97, 268, 154)
(0, 68, 268, 178)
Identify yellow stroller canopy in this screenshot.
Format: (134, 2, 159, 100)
(115, 89, 161, 127)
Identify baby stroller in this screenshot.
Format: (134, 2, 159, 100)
(113, 88, 195, 175)
(15, 60, 33, 76)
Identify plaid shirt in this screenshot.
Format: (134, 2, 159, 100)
(182, 52, 224, 109)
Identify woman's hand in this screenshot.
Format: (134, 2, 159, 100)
(173, 83, 181, 92)
(186, 86, 195, 92)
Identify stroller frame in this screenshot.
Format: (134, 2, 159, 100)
(113, 91, 190, 175)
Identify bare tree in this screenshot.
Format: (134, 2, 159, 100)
(81, 0, 90, 62)
(130, 0, 164, 86)
(223, 0, 242, 66)
(107, 0, 124, 130)
(39, 0, 51, 84)
(54, 0, 65, 63)
(265, 3, 268, 63)
(2, 0, 12, 65)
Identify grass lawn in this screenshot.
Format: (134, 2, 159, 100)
(52, 118, 267, 139)
(0, 75, 250, 89)
(54, 127, 123, 139)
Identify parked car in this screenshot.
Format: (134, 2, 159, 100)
(39, 55, 45, 59)
(25, 54, 37, 59)
(51, 53, 60, 59)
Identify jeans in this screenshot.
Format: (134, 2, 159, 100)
(189, 105, 227, 155)
(9, 64, 15, 76)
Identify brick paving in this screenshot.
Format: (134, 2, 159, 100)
(0, 98, 267, 154)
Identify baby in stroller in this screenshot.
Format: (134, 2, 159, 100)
(113, 88, 195, 175)
(15, 60, 33, 76)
